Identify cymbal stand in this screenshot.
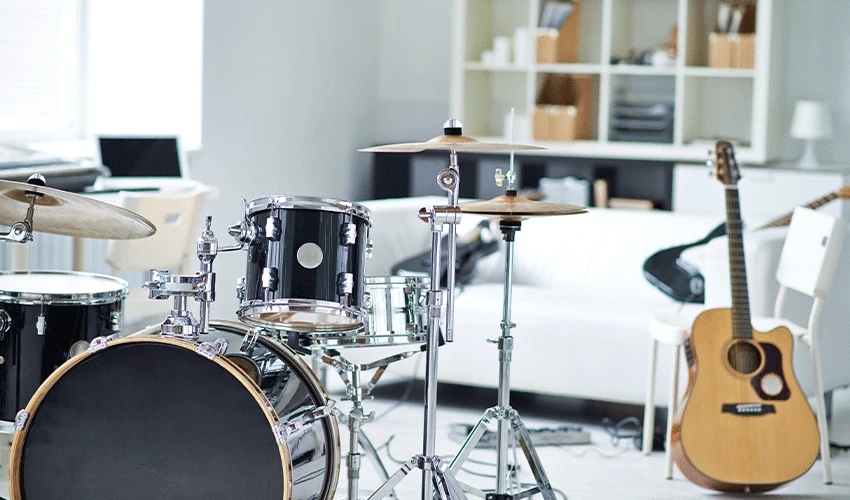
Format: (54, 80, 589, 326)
(369, 121, 467, 500)
(0, 174, 46, 244)
(447, 216, 556, 500)
(321, 350, 418, 500)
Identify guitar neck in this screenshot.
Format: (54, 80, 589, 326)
(725, 186, 752, 339)
(757, 191, 841, 230)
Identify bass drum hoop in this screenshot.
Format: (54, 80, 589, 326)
(9, 334, 293, 500)
(126, 320, 341, 500)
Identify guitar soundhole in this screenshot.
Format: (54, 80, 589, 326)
(727, 341, 762, 375)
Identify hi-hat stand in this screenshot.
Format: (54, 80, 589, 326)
(367, 120, 467, 500)
(447, 214, 555, 499)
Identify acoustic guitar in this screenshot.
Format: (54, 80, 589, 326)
(670, 141, 820, 492)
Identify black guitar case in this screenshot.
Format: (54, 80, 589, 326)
(642, 222, 727, 303)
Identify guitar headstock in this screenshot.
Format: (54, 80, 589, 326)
(838, 186, 850, 199)
(712, 141, 741, 186)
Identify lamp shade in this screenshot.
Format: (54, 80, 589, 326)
(791, 101, 833, 140)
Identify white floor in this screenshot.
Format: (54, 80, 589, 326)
(2, 383, 849, 499)
(331, 389, 850, 500)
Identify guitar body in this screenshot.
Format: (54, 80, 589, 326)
(671, 308, 820, 492)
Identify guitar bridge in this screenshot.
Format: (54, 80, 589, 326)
(721, 403, 776, 416)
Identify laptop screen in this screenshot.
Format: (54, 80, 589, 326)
(98, 137, 181, 177)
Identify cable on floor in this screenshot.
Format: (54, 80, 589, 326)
(372, 353, 423, 422)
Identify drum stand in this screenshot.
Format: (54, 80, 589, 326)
(321, 350, 418, 500)
(447, 218, 555, 500)
(368, 128, 467, 500)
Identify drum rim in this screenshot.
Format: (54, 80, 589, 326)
(305, 331, 427, 348)
(9, 335, 293, 500)
(366, 275, 430, 287)
(238, 299, 367, 332)
(246, 195, 371, 222)
(0, 270, 128, 305)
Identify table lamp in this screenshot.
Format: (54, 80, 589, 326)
(791, 100, 832, 169)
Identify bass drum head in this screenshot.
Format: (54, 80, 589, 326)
(10, 337, 291, 500)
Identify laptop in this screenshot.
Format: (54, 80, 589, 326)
(93, 136, 191, 191)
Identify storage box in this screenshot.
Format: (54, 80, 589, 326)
(734, 34, 755, 69)
(536, 29, 558, 63)
(533, 74, 593, 141)
(708, 32, 733, 68)
(708, 33, 756, 69)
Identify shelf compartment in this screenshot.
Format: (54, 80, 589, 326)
(534, 73, 601, 141)
(685, 0, 757, 68)
(608, 74, 676, 144)
(464, 0, 530, 64)
(681, 76, 753, 147)
(462, 71, 529, 139)
(535, 0, 604, 64)
(610, 0, 679, 65)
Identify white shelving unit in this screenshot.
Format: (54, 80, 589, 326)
(450, 0, 786, 164)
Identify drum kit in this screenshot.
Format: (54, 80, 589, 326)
(0, 120, 586, 500)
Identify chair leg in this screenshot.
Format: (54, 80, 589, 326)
(810, 339, 833, 484)
(665, 344, 680, 480)
(642, 338, 658, 456)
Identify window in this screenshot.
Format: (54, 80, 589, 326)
(0, 0, 81, 140)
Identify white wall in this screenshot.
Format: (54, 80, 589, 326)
(195, 0, 379, 315)
(376, 0, 453, 142)
(779, 0, 850, 164)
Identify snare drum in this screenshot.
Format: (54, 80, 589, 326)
(0, 271, 127, 422)
(302, 276, 430, 349)
(11, 320, 340, 500)
(238, 196, 371, 333)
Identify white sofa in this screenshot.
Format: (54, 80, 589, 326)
(360, 197, 850, 406)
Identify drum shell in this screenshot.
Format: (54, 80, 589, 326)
(242, 205, 369, 330)
(0, 296, 123, 422)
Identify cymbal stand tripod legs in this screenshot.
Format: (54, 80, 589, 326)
(368, 149, 467, 500)
(322, 350, 418, 500)
(448, 221, 556, 500)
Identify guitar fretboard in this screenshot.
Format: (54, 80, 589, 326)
(725, 186, 752, 339)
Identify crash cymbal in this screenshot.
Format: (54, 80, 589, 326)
(0, 177, 156, 239)
(460, 193, 587, 220)
(359, 119, 545, 153)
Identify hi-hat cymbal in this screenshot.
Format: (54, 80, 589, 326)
(359, 134, 545, 154)
(460, 193, 587, 220)
(359, 118, 545, 153)
(0, 178, 156, 239)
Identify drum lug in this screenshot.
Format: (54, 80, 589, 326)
(196, 338, 229, 360)
(236, 276, 246, 302)
(0, 309, 10, 340)
(366, 238, 373, 259)
(14, 410, 29, 431)
(110, 310, 123, 332)
(240, 328, 261, 354)
(88, 333, 120, 353)
(337, 273, 354, 296)
(262, 267, 279, 293)
(340, 222, 357, 246)
(265, 217, 282, 242)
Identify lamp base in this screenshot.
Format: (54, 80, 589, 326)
(797, 139, 821, 169)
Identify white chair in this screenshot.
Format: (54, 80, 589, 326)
(642, 207, 846, 484)
(106, 187, 209, 331)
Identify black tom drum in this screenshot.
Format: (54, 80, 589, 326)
(237, 195, 371, 332)
(0, 270, 127, 422)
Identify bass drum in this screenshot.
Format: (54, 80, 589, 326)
(9, 320, 339, 500)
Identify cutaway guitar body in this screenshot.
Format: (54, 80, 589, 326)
(671, 308, 819, 492)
